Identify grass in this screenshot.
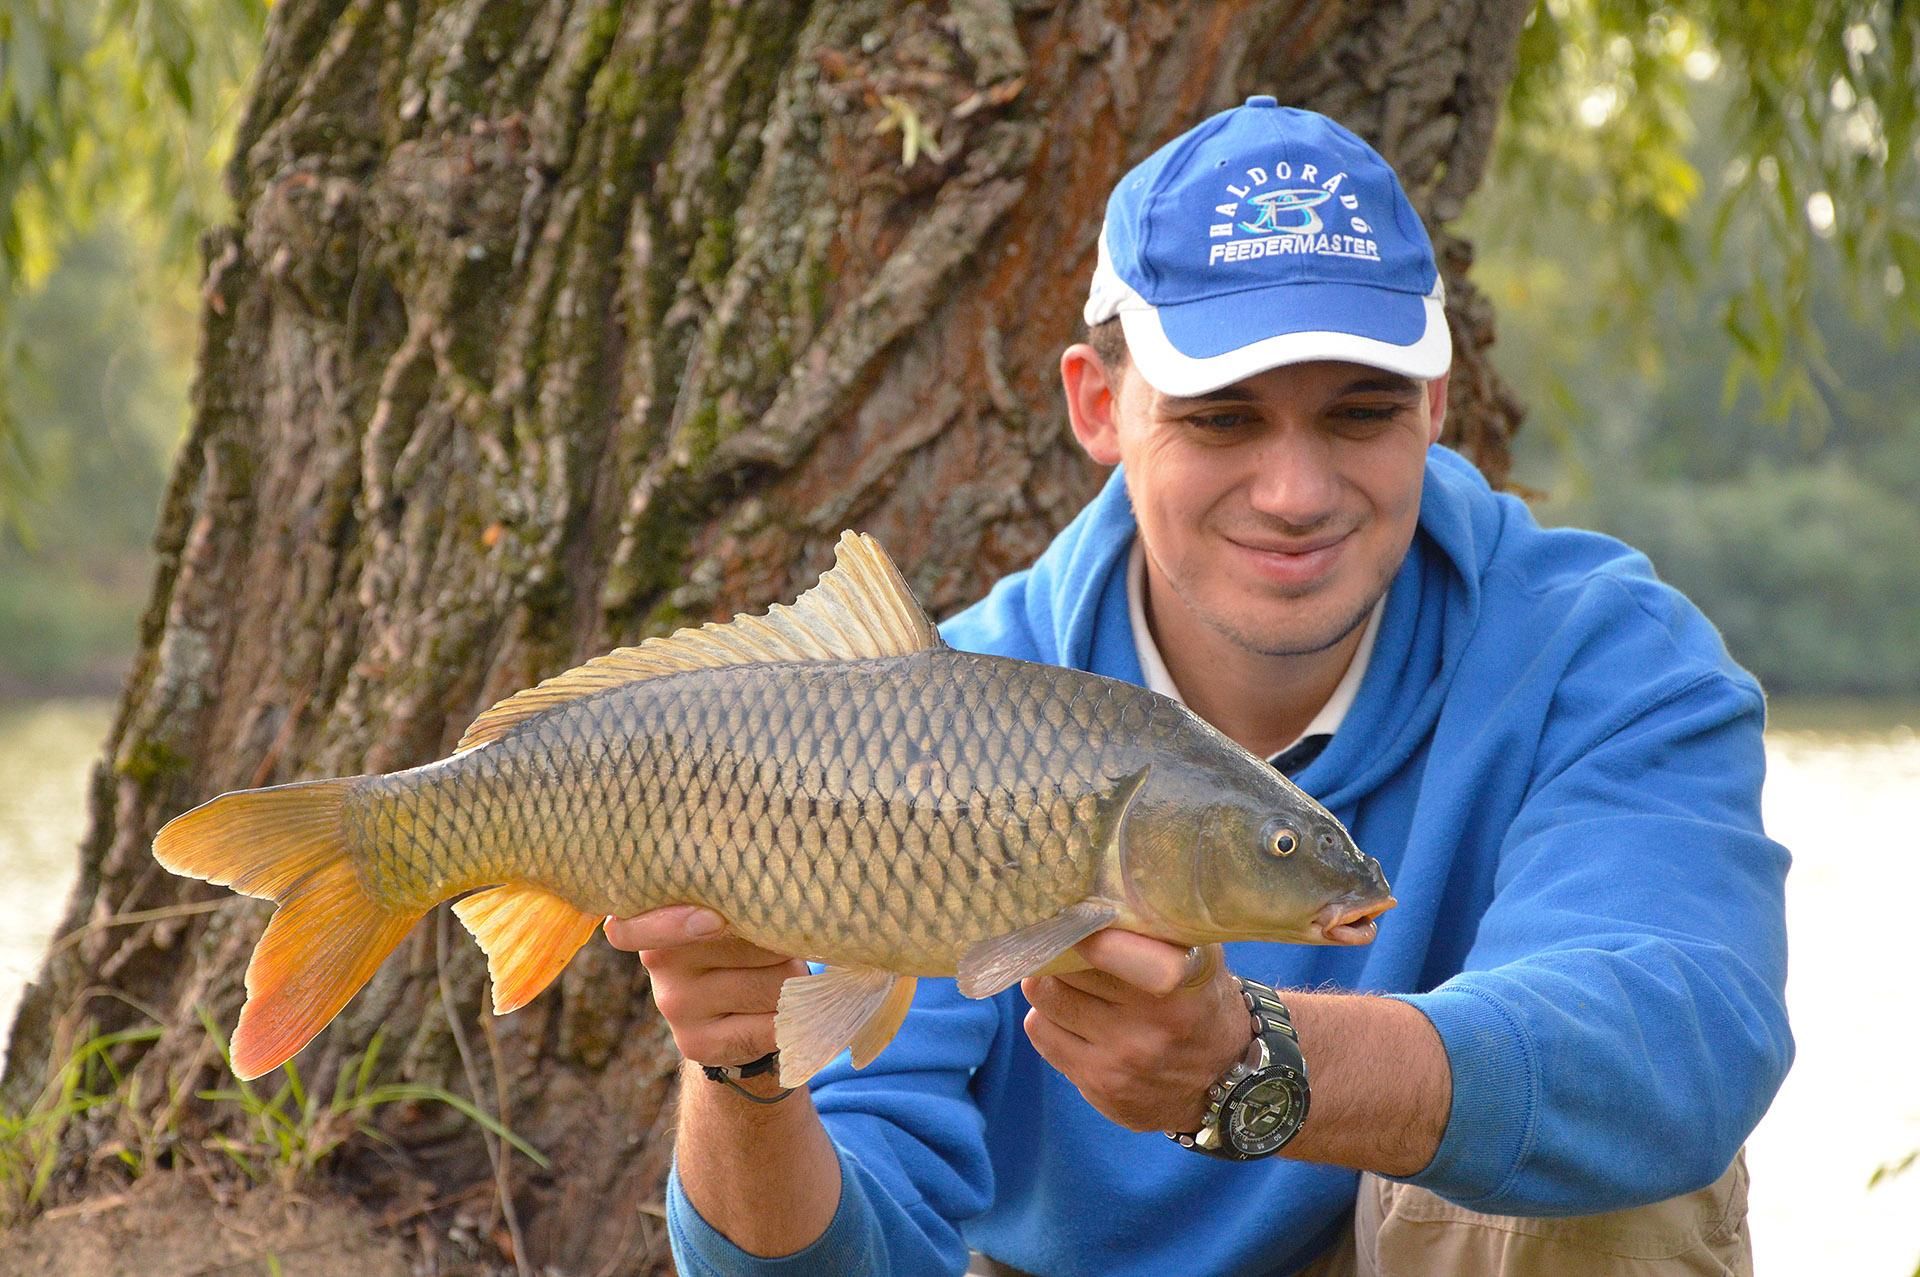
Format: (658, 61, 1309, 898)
(0, 1012, 547, 1226)
(195, 1011, 549, 1187)
(0, 1024, 164, 1225)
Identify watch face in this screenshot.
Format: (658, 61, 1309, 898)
(1226, 1071, 1308, 1156)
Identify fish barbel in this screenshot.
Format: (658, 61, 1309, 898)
(154, 533, 1393, 1086)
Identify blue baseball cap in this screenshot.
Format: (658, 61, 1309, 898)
(1084, 97, 1451, 395)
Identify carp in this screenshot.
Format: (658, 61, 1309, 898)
(155, 533, 1393, 1086)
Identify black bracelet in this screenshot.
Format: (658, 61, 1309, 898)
(700, 1051, 796, 1105)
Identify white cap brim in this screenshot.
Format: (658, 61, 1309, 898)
(1084, 225, 1453, 395)
(1115, 289, 1452, 396)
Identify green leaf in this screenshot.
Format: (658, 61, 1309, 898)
(2, 8, 54, 119)
(351, 1084, 551, 1168)
(1869, 1147, 1918, 1188)
(282, 1060, 308, 1116)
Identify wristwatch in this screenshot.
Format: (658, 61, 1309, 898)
(1166, 976, 1310, 1160)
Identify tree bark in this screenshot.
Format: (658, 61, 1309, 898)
(5, 0, 1529, 1269)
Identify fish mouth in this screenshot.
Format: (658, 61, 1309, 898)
(1312, 896, 1396, 945)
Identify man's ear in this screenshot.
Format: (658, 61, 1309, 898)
(1061, 343, 1124, 466)
(1424, 371, 1451, 446)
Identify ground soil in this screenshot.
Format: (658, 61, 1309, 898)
(0, 1173, 416, 1277)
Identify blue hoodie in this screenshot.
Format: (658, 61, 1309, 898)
(667, 446, 1794, 1277)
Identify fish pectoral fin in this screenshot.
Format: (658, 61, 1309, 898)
(1030, 949, 1093, 978)
(773, 966, 909, 1088)
(955, 900, 1121, 999)
(451, 883, 601, 1015)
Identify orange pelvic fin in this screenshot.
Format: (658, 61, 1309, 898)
(451, 883, 600, 1014)
(152, 779, 424, 1080)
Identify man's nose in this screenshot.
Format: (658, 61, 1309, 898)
(1246, 427, 1339, 525)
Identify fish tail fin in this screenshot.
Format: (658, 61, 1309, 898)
(452, 883, 601, 1014)
(153, 779, 423, 1080)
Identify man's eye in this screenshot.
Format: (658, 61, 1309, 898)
(1331, 404, 1405, 431)
(1186, 412, 1250, 431)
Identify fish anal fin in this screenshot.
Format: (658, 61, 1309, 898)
(956, 900, 1120, 1000)
(849, 974, 918, 1069)
(773, 966, 906, 1088)
(451, 883, 601, 1015)
(232, 859, 423, 1080)
(457, 531, 940, 753)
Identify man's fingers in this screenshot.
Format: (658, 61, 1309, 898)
(1022, 1004, 1093, 1062)
(1043, 967, 1135, 1005)
(1073, 929, 1198, 996)
(1021, 975, 1111, 1039)
(605, 908, 793, 969)
(1180, 944, 1223, 989)
(604, 905, 727, 951)
(641, 942, 804, 980)
(675, 1012, 778, 1069)
(650, 965, 795, 1024)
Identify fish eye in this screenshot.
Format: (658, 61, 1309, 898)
(1268, 828, 1298, 857)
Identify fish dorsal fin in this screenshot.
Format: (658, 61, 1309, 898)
(456, 531, 941, 753)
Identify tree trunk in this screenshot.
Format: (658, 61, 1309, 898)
(5, 0, 1529, 1269)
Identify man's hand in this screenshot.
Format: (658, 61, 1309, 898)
(603, 905, 808, 1077)
(605, 906, 841, 1256)
(1020, 932, 1251, 1133)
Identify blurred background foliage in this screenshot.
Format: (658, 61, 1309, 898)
(0, 0, 1916, 697)
(1476, 0, 1920, 698)
(1, 0, 264, 691)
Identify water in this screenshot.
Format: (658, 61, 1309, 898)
(0, 697, 1916, 1272)
(1746, 712, 1920, 1276)
(0, 700, 110, 1058)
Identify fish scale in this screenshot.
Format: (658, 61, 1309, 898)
(154, 531, 1392, 1084)
(343, 653, 1125, 972)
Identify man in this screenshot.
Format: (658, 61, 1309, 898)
(607, 99, 1791, 1275)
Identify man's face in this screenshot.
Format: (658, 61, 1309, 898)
(1063, 350, 1447, 658)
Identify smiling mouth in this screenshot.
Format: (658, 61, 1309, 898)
(1313, 896, 1396, 945)
(1222, 531, 1353, 594)
(1229, 531, 1350, 557)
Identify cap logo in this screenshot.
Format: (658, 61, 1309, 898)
(1208, 162, 1380, 267)
(1241, 188, 1330, 235)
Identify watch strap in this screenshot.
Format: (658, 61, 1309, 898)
(1166, 976, 1309, 1160)
(700, 1051, 796, 1105)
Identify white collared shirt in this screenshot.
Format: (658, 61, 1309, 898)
(1126, 537, 1382, 763)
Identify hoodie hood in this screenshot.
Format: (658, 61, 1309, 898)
(939, 444, 1506, 808)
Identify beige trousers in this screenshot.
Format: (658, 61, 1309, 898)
(1301, 1151, 1752, 1277)
(970, 1150, 1751, 1276)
